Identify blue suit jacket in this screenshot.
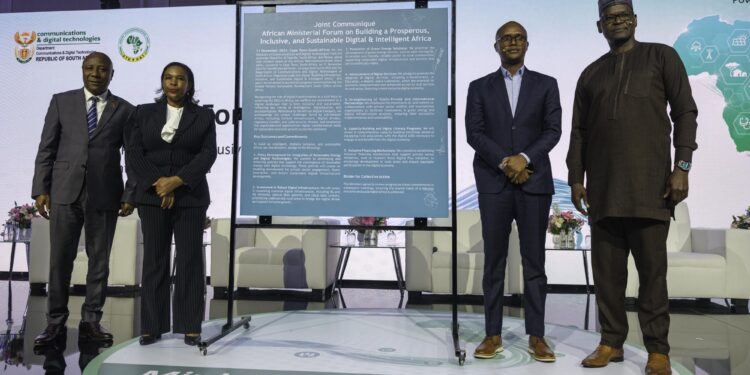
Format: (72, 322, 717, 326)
(465, 68, 562, 195)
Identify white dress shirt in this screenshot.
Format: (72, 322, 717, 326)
(83, 88, 108, 123)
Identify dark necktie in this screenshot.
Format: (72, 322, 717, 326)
(87, 96, 99, 138)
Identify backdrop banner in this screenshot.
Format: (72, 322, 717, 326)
(456, 0, 750, 229)
(0, 5, 235, 220)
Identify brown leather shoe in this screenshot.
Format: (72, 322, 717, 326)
(528, 336, 556, 362)
(473, 335, 503, 359)
(581, 344, 624, 367)
(646, 353, 672, 375)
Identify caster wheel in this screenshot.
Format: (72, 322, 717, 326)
(243, 322, 250, 329)
(202, 348, 207, 356)
(458, 351, 466, 366)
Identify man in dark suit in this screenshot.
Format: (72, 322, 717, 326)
(465, 21, 561, 362)
(567, 1, 697, 374)
(31, 52, 135, 346)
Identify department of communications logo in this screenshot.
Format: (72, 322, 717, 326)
(14, 31, 37, 64)
(118, 27, 150, 62)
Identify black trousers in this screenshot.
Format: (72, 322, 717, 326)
(138, 204, 206, 335)
(591, 217, 670, 355)
(48, 187, 118, 325)
(478, 187, 551, 337)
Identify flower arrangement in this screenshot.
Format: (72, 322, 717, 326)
(548, 204, 584, 235)
(6, 203, 38, 229)
(348, 216, 388, 233)
(731, 206, 750, 230)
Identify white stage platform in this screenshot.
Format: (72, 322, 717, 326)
(83, 309, 690, 374)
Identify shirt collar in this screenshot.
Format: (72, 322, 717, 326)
(167, 104, 185, 113)
(83, 87, 109, 102)
(500, 65, 525, 79)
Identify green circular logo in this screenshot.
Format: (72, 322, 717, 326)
(118, 27, 150, 62)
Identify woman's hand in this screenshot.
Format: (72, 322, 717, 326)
(153, 176, 184, 197)
(161, 192, 175, 209)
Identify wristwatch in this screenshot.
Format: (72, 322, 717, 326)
(675, 160, 691, 172)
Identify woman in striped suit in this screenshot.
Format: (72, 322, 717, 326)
(127, 62, 217, 346)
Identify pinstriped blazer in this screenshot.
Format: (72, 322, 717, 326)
(126, 102, 217, 207)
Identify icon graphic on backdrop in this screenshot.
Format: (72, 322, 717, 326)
(726, 62, 748, 78)
(13, 31, 37, 64)
(118, 28, 150, 62)
(728, 29, 750, 54)
(701, 46, 717, 63)
(690, 40, 702, 53)
(423, 193, 438, 208)
(734, 113, 750, 135)
(721, 56, 750, 86)
(732, 34, 748, 47)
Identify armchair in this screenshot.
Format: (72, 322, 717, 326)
(28, 214, 142, 289)
(405, 209, 523, 297)
(210, 216, 340, 300)
(625, 202, 750, 306)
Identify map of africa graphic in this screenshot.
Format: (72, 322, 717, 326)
(674, 16, 750, 153)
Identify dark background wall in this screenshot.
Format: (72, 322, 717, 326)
(0, 0, 233, 13)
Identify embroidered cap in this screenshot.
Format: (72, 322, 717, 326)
(598, 0, 633, 16)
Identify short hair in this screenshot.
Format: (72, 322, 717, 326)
(495, 21, 527, 40)
(154, 61, 199, 104)
(82, 52, 113, 70)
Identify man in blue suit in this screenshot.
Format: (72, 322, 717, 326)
(465, 21, 561, 362)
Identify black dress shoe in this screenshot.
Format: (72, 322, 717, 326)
(33, 329, 67, 355)
(139, 334, 161, 346)
(78, 321, 113, 343)
(184, 335, 201, 346)
(34, 325, 67, 346)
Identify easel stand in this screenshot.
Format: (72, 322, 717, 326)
(201, 0, 463, 365)
(197, 3, 252, 356)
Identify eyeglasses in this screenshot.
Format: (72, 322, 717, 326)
(601, 12, 633, 24)
(496, 34, 527, 45)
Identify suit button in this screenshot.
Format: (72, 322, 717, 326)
(512, 126, 517, 130)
